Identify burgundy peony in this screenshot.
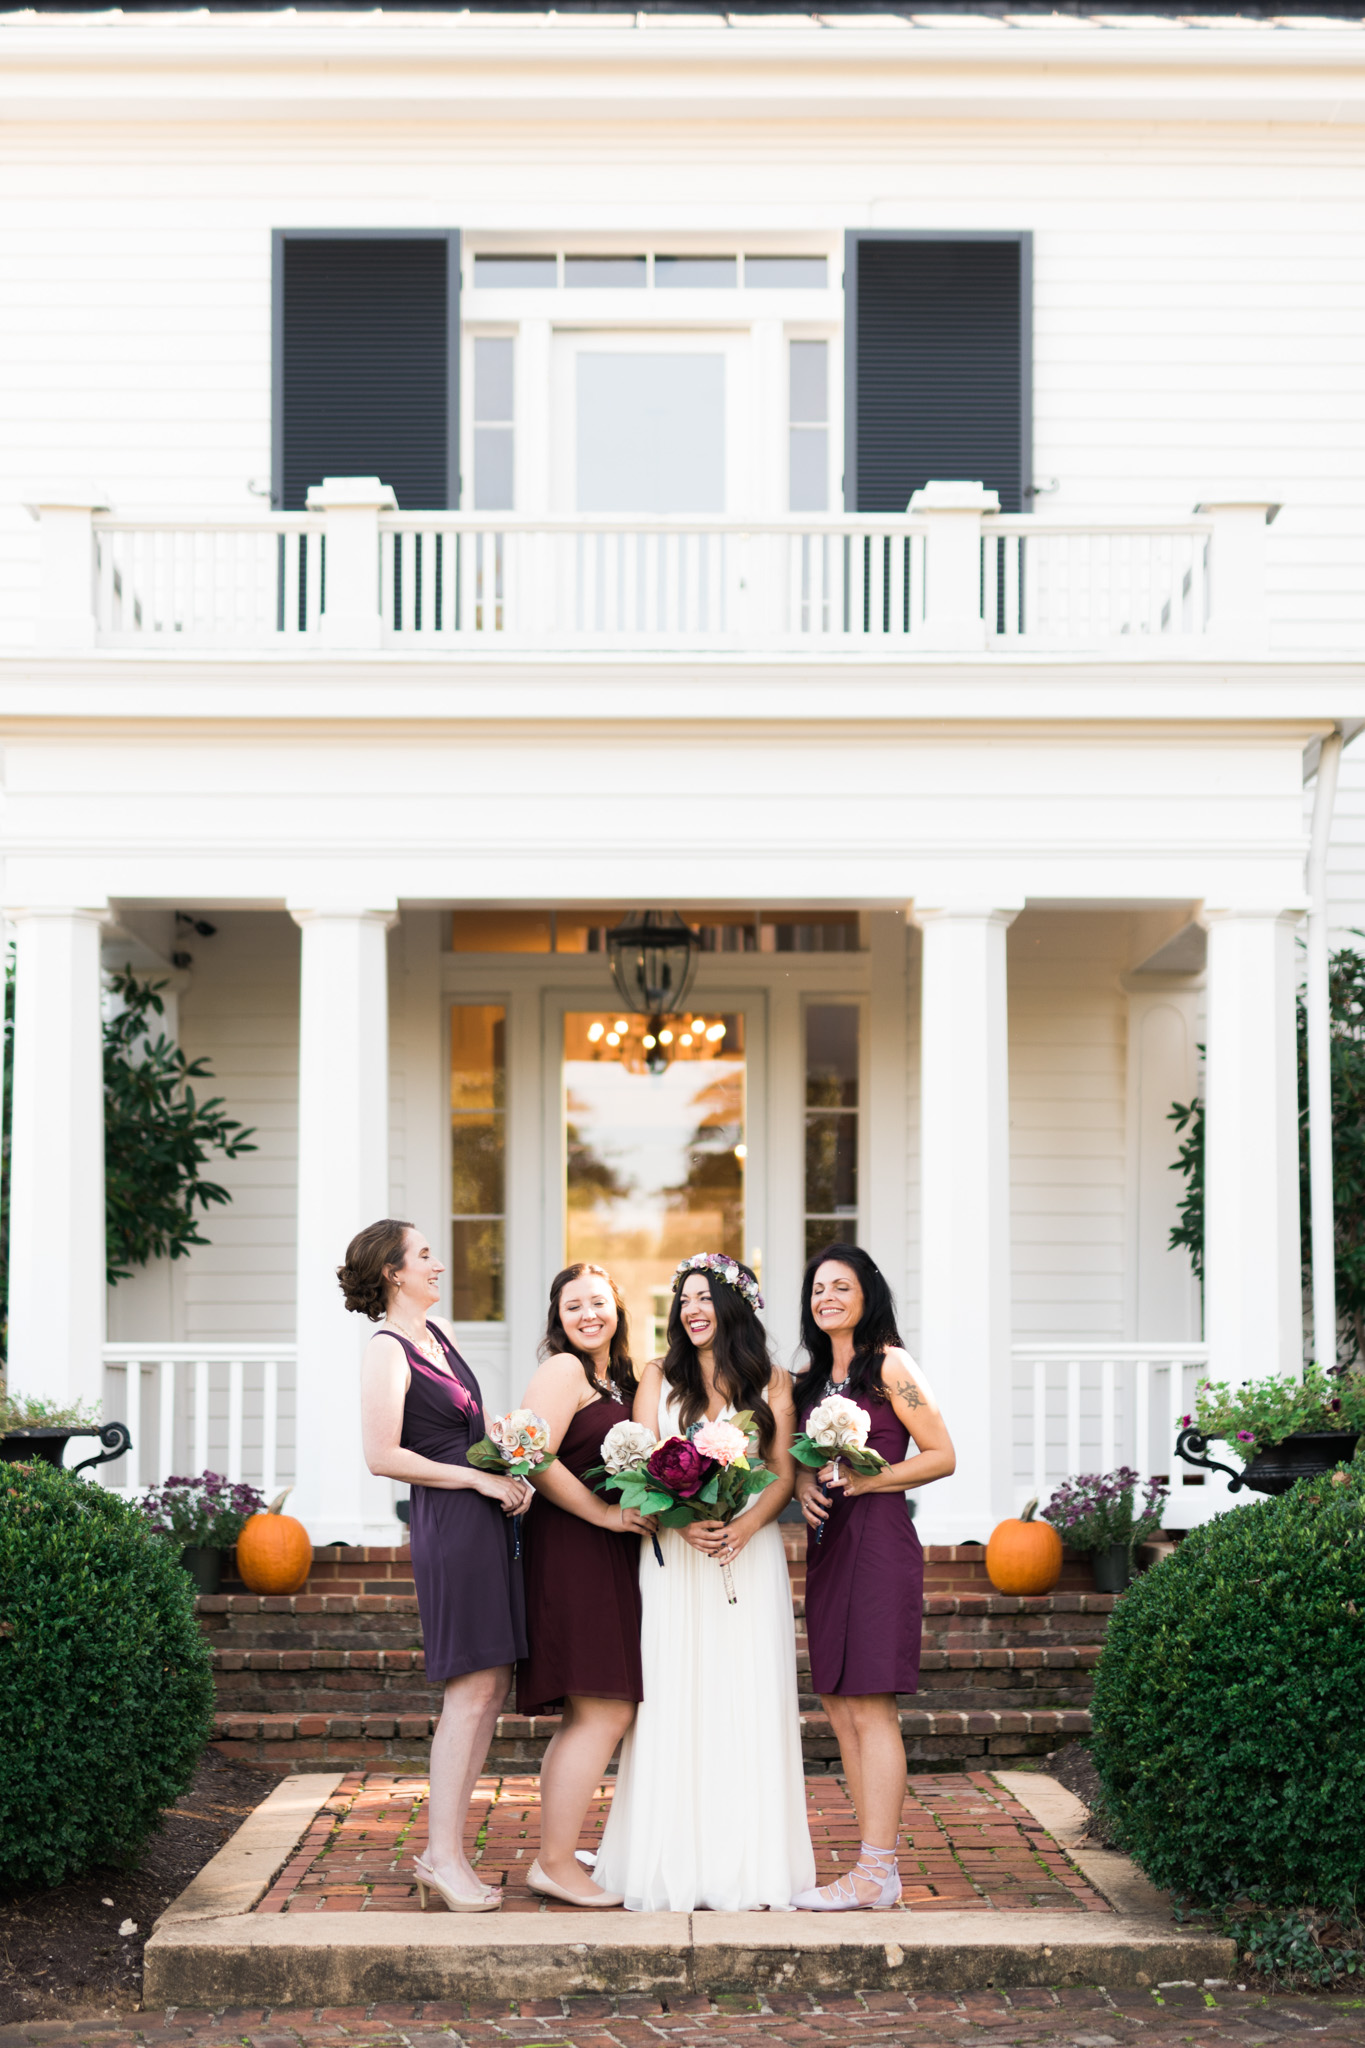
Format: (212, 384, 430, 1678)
(646, 1436, 716, 1499)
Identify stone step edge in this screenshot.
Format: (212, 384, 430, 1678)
(197, 1590, 1116, 1617)
(210, 1643, 1104, 1673)
(213, 1707, 1093, 1742)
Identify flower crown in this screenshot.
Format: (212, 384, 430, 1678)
(672, 1251, 764, 1313)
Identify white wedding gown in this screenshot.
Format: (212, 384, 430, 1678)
(594, 1386, 816, 1913)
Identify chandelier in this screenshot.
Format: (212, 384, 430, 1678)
(605, 911, 704, 1073)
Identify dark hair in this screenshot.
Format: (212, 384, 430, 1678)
(338, 1218, 415, 1322)
(795, 1242, 905, 1420)
(662, 1256, 776, 1456)
(540, 1263, 636, 1404)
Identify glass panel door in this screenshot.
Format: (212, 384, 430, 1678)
(564, 1008, 746, 1359)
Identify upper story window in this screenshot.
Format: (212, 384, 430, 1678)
(473, 337, 514, 511)
(467, 250, 831, 294)
(789, 339, 829, 513)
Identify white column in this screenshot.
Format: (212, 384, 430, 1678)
(1203, 909, 1303, 1386)
(914, 906, 1019, 1542)
(908, 481, 998, 652)
(6, 908, 107, 1408)
(305, 478, 397, 652)
(290, 906, 400, 1545)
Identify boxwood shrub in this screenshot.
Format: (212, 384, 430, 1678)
(1091, 1459, 1365, 1910)
(0, 1459, 215, 1890)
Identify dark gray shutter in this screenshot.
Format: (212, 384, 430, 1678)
(273, 232, 459, 511)
(844, 232, 1031, 515)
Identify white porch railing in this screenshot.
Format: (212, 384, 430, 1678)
(36, 490, 1265, 658)
(1010, 1342, 1209, 1509)
(100, 1342, 295, 1500)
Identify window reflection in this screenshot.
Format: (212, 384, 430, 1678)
(565, 1011, 746, 1359)
(451, 1005, 506, 1320)
(805, 1003, 859, 1264)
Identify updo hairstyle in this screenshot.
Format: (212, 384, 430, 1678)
(338, 1217, 415, 1321)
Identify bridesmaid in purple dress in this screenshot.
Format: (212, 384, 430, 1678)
(790, 1243, 956, 1912)
(514, 1263, 655, 1909)
(348, 1217, 531, 1914)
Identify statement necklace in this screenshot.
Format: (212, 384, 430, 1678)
(391, 1317, 443, 1364)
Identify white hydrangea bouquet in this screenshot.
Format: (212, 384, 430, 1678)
(466, 1408, 556, 1559)
(790, 1393, 887, 1544)
(588, 1418, 666, 1568)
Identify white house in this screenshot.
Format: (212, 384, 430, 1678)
(3, 2, 1365, 1549)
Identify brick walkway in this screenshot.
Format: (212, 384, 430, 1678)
(256, 1772, 1109, 1916)
(2, 1987, 1363, 2048)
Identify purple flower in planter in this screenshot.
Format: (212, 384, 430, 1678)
(1236, 1430, 1255, 1444)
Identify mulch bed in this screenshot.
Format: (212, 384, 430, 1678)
(0, 1751, 275, 2025)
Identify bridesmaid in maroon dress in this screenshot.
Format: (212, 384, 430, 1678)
(515, 1262, 654, 1908)
(790, 1244, 957, 1912)
(349, 1218, 532, 1914)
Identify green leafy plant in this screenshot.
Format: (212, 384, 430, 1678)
(1090, 1458, 1365, 1913)
(0, 1459, 215, 1889)
(1040, 1467, 1168, 1555)
(1221, 1904, 1365, 1988)
(104, 968, 256, 1284)
(137, 1469, 266, 1549)
(0, 1392, 101, 1432)
(1167, 1091, 1204, 1290)
(1189, 1361, 1365, 1457)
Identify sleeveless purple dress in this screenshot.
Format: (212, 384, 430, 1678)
(803, 1381, 924, 1698)
(515, 1396, 644, 1717)
(393, 1323, 527, 1685)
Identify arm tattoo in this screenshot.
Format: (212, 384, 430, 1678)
(892, 1374, 924, 1411)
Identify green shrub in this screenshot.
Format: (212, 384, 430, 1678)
(1091, 1458, 1365, 1911)
(0, 1461, 215, 1891)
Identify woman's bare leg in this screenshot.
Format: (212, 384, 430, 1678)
(536, 1695, 635, 1898)
(822, 1693, 866, 1825)
(424, 1664, 509, 1891)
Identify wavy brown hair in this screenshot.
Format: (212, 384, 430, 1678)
(661, 1257, 776, 1456)
(540, 1263, 636, 1403)
(338, 1218, 414, 1322)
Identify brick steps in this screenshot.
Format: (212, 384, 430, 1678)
(211, 1703, 1092, 1774)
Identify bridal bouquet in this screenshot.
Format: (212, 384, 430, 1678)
(590, 1414, 775, 1604)
(466, 1409, 556, 1559)
(791, 1393, 887, 1544)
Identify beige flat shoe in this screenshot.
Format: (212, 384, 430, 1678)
(413, 1854, 501, 1912)
(526, 1857, 625, 1909)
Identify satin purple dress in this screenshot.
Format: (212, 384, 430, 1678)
(394, 1323, 527, 1685)
(804, 1381, 924, 1697)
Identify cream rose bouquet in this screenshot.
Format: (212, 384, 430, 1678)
(791, 1392, 887, 1544)
(586, 1411, 774, 1602)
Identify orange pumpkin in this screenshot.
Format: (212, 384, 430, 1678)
(235, 1487, 313, 1595)
(985, 1498, 1063, 1596)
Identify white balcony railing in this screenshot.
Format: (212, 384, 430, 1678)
(28, 482, 1274, 659)
(99, 1342, 296, 1500)
(1010, 1341, 1210, 1512)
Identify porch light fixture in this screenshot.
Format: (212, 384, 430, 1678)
(606, 910, 704, 1074)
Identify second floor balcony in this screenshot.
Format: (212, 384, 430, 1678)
(27, 479, 1284, 664)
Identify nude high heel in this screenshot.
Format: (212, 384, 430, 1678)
(526, 1858, 625, 1909)
(412, 1853, 501, 1912)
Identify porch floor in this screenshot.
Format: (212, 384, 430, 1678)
(256, 1772, 1111, 1917)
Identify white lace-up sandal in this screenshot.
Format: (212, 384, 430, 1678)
(791, 1840, 902, 1912)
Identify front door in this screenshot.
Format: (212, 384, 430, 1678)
(554, 999, 760, 1360)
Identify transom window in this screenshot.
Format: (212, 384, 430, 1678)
(471, 252, 828, 291)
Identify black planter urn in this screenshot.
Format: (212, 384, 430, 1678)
(1175, 1424, 1360, 1498)
(0, 1421, 133, 1473)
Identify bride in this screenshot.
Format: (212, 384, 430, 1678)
(594, 1252, 815, 1912)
